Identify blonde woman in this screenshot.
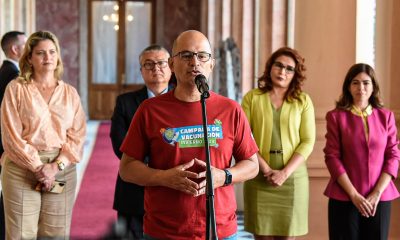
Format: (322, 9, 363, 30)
(1, 31, 86, 239)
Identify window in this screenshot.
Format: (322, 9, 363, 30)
(356, 0, 376, 67)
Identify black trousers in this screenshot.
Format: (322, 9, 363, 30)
(118, 212, 144, 240)
(328, 198, 391, 240)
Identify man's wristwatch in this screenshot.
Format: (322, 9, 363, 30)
(55, 159, 65, 171)
(223, 169, 232, 186)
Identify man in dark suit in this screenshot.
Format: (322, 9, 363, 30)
(110, 44, 172, 239)
(0, 30, 26, 240)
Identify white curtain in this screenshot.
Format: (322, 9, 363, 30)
(125, 2, 151, 84)
(92, 1, 151, 84)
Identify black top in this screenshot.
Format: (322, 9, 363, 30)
(110, 86, 148, 214)
(0, 60, 19, 154)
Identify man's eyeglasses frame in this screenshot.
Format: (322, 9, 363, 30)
(141, 60, 168, 70)
(172, 51, 212, 62)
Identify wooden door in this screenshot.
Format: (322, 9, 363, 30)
(88, 0, 155, 119)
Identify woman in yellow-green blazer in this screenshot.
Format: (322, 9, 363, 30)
(242, 47, 316, 240)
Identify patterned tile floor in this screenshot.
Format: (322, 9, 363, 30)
(237, 211, 255, 239)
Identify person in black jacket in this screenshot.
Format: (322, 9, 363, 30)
(0, 31, 26, 152)
(110, 44, 172, 239)
(0, 30, 26, 240)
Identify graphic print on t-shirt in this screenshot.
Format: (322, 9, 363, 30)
(160, 119, 223, 148)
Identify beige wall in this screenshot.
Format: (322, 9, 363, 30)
(376, 0, 400, 117)
(294, 0, 400, 239)
(294, 1, 355, 239)
(390, 0, 400, 115)
(294, 0, 356, 117)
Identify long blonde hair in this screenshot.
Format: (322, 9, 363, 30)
(19, 30, 64, 82)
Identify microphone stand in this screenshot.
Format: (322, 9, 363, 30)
(197, 85, 218, 240)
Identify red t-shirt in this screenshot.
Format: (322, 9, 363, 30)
(120, 90, 258, 239)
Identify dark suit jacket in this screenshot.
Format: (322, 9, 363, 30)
(110, 87, 149, 215)
(0, 60, 19, 154)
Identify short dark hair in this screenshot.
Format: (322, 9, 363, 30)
(1, 31, 25, 53)
(336, 63, 383, 109)
(258, 47, 306, 102)
(139, 44, 170, 63)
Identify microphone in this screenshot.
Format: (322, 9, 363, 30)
(195, 74, 210, 98)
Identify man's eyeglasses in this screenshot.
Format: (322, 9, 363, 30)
(272, 61, 295, 74)
(172, 51, 212, 62)
(142, 61, 168, 70)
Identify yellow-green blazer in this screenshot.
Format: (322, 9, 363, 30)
(242, 89, 316, 165)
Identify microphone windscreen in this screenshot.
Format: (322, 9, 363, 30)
(195, 74, 209, 97)
(195, 74, 207, 85)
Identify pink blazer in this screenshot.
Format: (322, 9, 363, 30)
(324, 108, 400, 201)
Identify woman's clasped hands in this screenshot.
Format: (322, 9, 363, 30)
(263, 169, 288, 187)
(350, 190, 381, 218)
(34, 162, 59, 191)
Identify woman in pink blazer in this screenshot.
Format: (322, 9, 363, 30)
(324, 63, 400, 240)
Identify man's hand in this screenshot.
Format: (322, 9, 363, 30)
(192, 158, 226, 197)
(161, 159, 206, 196)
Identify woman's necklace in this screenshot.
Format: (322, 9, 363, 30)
(34, 79, 58, 104)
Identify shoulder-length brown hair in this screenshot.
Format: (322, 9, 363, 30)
(336, 63, 383, 109)
(19, 30, 64, 82)
(258, 47, 306, 102)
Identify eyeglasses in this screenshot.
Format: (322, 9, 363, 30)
(142, 61, 168, 70)
(272, 61, 295, 74)
(172, 51, 212, 62)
